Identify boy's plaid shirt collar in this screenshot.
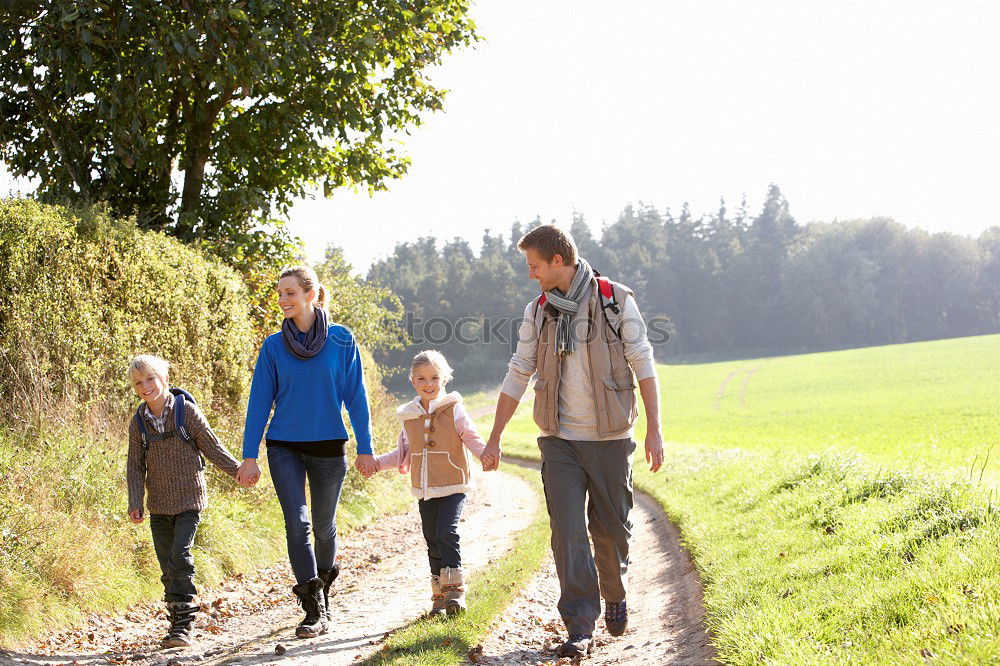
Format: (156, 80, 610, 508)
(143, 392, 175, 434)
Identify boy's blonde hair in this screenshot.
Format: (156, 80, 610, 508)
(128, 354, 170, 380)
(410, 350, 453, 383)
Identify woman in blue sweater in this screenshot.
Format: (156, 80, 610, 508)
(236, 265, 377, 639)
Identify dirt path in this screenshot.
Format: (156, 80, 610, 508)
(5, 445, 716, 666)
(5, 468, 537, 666)
(474, 461, 717, 665)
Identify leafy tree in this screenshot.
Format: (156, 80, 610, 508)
(314, 245, 406, 352)
(978, 227, 1000, 332)
(1, 0, 477, 262)
(364, 188, 998, 386)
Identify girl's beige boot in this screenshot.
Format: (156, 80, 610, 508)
(440, 566, 466, 615)
(430, 574, 447, 617)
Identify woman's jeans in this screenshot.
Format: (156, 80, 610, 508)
(267, 446, 348, 584)
(418, 493, 467, 575)
(149, 510, 201, 602)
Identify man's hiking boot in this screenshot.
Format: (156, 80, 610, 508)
(317, 565, 339, 620)
(557, 634, 593, 657)
(429, 574, 447, 617)
(162, 601, 197, 648)
(605, 599, 628, 636)
(291, 577, 328, 638)
(440, 566, 466, 615)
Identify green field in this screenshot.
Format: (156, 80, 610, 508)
(659, 335, 999, 480)
(477, 334, 1000, 665)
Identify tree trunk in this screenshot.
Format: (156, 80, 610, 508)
(177, 95, 213, 241)
(26, 85, 90, 199)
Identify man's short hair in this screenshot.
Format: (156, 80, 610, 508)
(517, 224, 578, 266)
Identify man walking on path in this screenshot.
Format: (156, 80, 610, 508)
(481, 224, 665, 658)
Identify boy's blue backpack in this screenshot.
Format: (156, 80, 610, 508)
(134, 387, 205, 471)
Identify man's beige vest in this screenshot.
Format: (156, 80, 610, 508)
(400, 393, 473, 500)
(532, 278, 639, 437)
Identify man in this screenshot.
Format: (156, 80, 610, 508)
(481, 224, 665, 658)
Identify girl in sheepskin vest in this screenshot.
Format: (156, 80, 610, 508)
(373, 350, 488, 615)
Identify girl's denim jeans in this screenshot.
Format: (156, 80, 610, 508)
(267, 445, 349, 584)
(418, 492, 467, 575)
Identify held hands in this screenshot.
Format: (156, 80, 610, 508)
(355, 453, 377, 479)
(481, 436, 502, 472)
(236, 458, 261, 488)
(645, 426, 665, 473)
(128, 508, 144, 524)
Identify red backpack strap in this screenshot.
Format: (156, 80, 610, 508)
(532, 293, 547, 324)
(596, 276, 613, 300)
(596, 276, 620, 314)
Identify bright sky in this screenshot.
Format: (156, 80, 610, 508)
(5, 1, 999, 273)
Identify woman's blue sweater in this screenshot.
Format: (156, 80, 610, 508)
(241, 325, 373, 458)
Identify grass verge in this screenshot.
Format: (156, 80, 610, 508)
(492, 421, 1000, 663)
(363, 464, 549, 666)
(635, 447, 1000, 665)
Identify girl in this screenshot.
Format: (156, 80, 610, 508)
(371, 350, 489, 616)
(235, 266, 376, 639)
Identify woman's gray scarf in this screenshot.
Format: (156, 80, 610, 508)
(281, 307, 329, 359)
(543, 258, 595, 356)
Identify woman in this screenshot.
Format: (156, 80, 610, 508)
(236, 266, 377, 638)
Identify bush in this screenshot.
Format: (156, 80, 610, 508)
(0, 200, 412, 644)
(0, 199, 254, 419)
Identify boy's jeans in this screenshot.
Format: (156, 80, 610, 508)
(418, 493, 467, 575)
(149, 510, 201, 603)
(267, 445, 349, 584)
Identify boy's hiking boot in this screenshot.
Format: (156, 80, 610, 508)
(162, 601, 197, 648)
(317, 565, 339, 620)
(557, 634, 593, 657)
(605, 599, 628, 636)
(439, 566, 466, 615)
(292, 578, 328, 638)
(429, 574, 447, 617)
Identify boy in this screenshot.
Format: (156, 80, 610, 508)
(126, 355, 240, 648)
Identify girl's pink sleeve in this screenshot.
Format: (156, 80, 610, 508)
(375, 429, 409, 473)
(454, 404, 487, 460)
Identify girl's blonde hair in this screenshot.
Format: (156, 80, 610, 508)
(279, 265, 327, 309)
(410, 350, 453, 383)
(128, 354, 169, 380)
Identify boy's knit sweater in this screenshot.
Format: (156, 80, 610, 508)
(127, 396, 239, 515)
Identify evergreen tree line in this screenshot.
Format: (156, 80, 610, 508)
(366, 185, 1000, 390)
